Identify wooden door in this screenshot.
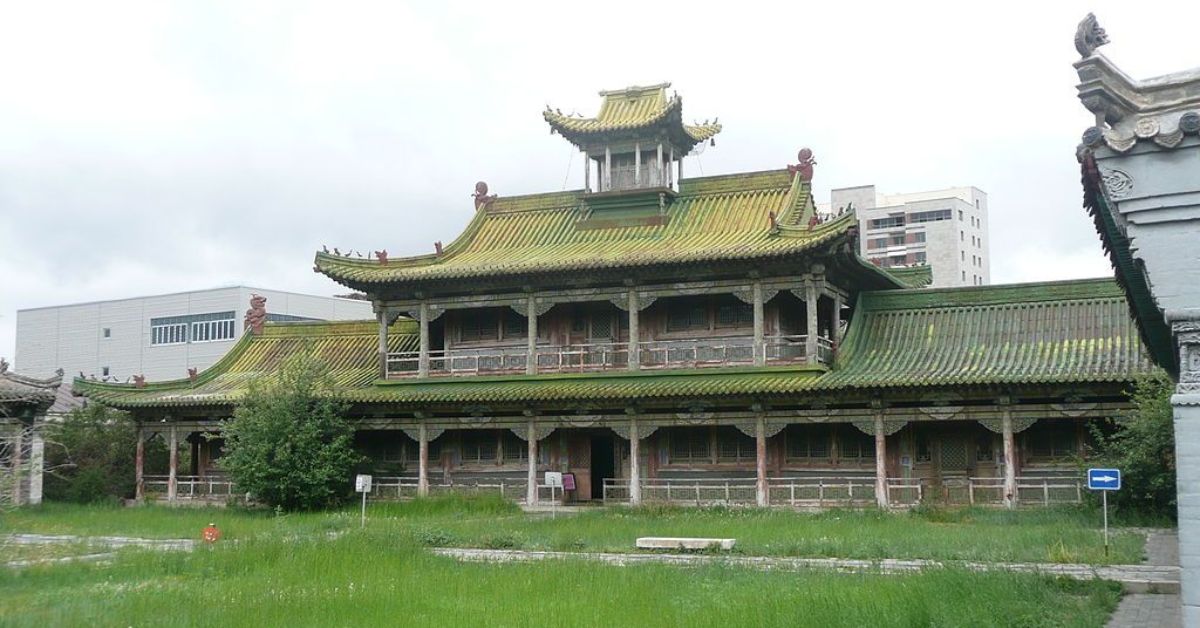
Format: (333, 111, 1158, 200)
(567, 433, 592, 501)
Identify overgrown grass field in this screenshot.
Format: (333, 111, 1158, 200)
(1, 497, 1144, 564)
(0, 529, 1121, 627)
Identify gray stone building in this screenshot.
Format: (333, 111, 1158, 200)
(1073, 13, 1200, 625)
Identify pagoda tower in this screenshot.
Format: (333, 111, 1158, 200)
(544, 83, 721, 198)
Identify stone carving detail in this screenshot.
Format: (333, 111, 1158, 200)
(473, 181, 497, 210)
(610, 424, 659, 440)
(1081, 126, 1105, 147)
(510, 426, 556, 441)
(244, 294, 267, 334)
(850, 420, 907, 436)
(1074, 13, 1109, 58)
(402, 428, 445, 442)
(1134, 117, 1160, 139)
(1176, 321, 1200, 394)
(1180, 112, 1200, 134)
(978, 418, 1039, 434)
(1099, 168, 1128, 200)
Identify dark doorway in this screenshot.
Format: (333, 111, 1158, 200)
(590, 433, 615, 500)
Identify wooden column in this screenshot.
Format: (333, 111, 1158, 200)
(755, 415, 768, 507)
(634, 142, 641, 186)
(668, 145, 675, 189)
(875, 413, 888, 508)
(28, 430, 44, 506)
(135, 426, 145, 502)
(10, 428, 23, 507)
(677, 153, 683, 185)
(526, 296, 538, 376)
(656, 143, 664, 186)
(1003, 410, 1017, 509)
(805, 280, 819, 362)
(831, 292, 843, 347)
(752, 281, 765, 366)
(627, 290, 640, 370)
(526, 420, 538, 505)
(167, 424, 178, 503)
(377, 310, 389, 378)
(604, 146, 611, 191)
(584, 151, 590, 192)
(629, 418, 641, 505)
(418, 423, 429, 497)
(418, 303, 430, 378)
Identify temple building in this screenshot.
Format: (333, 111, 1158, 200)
(76, 82, 1157, 508)
(1, 359, 61, 507)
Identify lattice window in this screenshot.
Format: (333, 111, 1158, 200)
(501, 431, 528, 461)
(714, 302, 753, 329)
(667, 304, 709, 332)
(942, 440, 968, 470)
(716, 427, 755, 462)
(502, 309, 527, 339)
(590, 314, 613, 339)
(668, 428, 710, 463)
(976, 434, 995, 462)
(915, 434, 932, 463)
(786, 425, 831, 460)
(460, 431, 498, 463)
(1029, 421, 1077, 459)
(838, 427, 875, 461)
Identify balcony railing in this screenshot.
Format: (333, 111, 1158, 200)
(386, 335, 833, 378)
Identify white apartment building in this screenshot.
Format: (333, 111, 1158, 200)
(829, 185, 991, 288)
(15, 287, 372, 381)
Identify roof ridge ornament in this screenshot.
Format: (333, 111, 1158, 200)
(1074, 13, 1109, 59)
(473, 181, 497, 211)
(787, 148, 816, 182)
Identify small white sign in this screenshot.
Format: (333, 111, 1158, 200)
(355, 474, 373, 493)
(544, 471, 563, 488)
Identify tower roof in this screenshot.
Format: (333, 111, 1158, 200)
(544, 83, 721, 152)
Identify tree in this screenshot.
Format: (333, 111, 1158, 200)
(1091, 371, 1176, 520)
(42, 404, 170, 504)
(219, 350, 360, 511)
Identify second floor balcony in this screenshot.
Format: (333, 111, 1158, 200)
(386, 334, 833, 378)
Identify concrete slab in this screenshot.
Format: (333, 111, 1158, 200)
(636, 537, 736, 551)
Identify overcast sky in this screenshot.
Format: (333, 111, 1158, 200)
(2, 1, 1197, 368)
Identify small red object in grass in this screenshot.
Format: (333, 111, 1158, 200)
(202, 523, 221, 544)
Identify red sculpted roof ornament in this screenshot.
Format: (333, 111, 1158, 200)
(787, 148, 816, 182)
(133, 374, 146, 388)
(374, 250, 388, 264)
(244, 294, 267, 335)
(473, 181, 497, 210)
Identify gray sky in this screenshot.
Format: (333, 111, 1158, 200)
(2, 1, 1197, 367)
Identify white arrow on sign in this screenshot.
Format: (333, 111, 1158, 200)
(1093, 475, 1117, 483)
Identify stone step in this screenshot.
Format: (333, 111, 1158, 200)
(636, 537, 736, 551)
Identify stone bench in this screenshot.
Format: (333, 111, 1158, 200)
(635, 537, 736, 551)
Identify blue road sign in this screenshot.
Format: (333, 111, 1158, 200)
(1087, 468, 1121, 491)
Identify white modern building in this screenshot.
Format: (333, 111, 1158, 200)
(827, 185, 991, 288)
(15, 287, 372, 381)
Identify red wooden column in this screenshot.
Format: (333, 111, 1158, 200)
(874, 413, 888, 509)
(167, 424, 178, 503)
(417, 423, 429, 497)
(629, 418, 641, 505)
(526, 420, 538, 505)
(755, 415, 768, 507)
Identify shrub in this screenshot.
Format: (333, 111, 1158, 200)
(1089, 372, 1176, 520)
(218, 350, 361, 512)
(43, 404, 169, 503)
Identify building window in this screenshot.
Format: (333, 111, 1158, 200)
(667, 304, 709, 332)
(868, 237, 888, 250)
(961, 251, 965, 261)
(501, 431, 528, 461)
(915, 433, 932, 463)
(714, 302, 753, 329)
(869, 215, 905, 229)
(889, 234, 905, 246)
(975, 199, 980, 209)
(668, 428, 711, 464)
(101, 366, 110, 377)
(962, 270, 966, 282)
(911, 232, 926, 244)
(786, 425, 831, 461)
(838, 427, 875, 462)
(914, 252, 927, 264)
(151, 311, 236, 346)
(958, 210, 964, 221)
(909, 209, 952, 223)
(887, 255, 906, 267)
(102, 328, 111, 338)
(460, 431, 498, 464)
(502, 309, 527, 339)
(960, 231, 964, 241)
(1028, 421, 1078, 459)
(715, 427, 755, 463)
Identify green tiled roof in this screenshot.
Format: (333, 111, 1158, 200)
(1, 370, 61, 407)
(543, 83, 720, 152)
(74, 320, 418, 409)
(819, 277, 1157, 390)
(316, 170, 857, 289)
(76, 278, 1156, 410)
(880, 265, 934, 289)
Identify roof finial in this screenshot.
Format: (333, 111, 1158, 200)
(244, 294, 267, 335)
(787, 148, 816, 182)
(375, 249, 388, 264)
(473, 181, 497, 210)
(1074, 13, 1109, 58)
(133, 374, 146, 388)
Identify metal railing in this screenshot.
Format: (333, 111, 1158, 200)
(144, 475, 236, 499)
(386, 335, 830, 378)
(367, 477, 528, 501)
(602, 477, 878, 506)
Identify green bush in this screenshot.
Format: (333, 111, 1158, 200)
(43, 404, 169, 503)
(218, 349, 361, 512)
(1089, 372, 1176, 520)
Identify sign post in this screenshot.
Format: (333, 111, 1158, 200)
(1087, 468, 1121, 556)
(355, 474, 373, 529)
(544, 472, 563, 518)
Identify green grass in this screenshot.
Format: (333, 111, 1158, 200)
(0, 528, 1121, 627)
(1, 498, 1145, 564)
